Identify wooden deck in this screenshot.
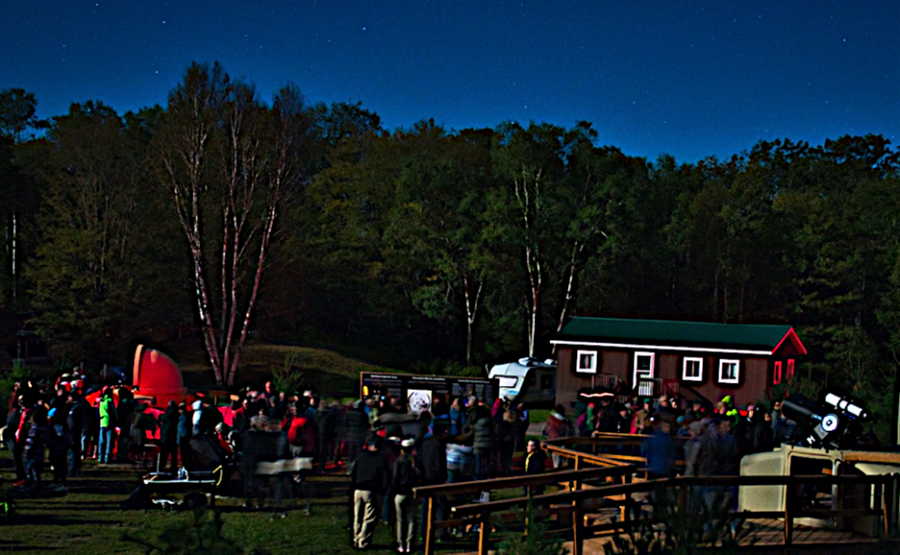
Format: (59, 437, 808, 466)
(441, 505, 892, 554)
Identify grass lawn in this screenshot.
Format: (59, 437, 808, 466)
(0, 447, 421, 555)
(176, 342, 407, 398)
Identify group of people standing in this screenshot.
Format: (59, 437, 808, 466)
(346, 393, 551, 552)
(4, 378, 91, 493)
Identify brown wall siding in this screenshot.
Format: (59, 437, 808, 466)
(555, 347, 773, 410)
(555, 349, 579, 409)
(659, 354, 679, 381)
(602, 351, 629, 379)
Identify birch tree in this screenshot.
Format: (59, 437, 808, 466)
(158, 62, 312, 385)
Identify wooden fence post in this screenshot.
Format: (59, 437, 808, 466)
(621, 471, 632, 522)
(784, 479, 793, 546)
(477, 511, 490, 555)
(572, 498, 584, 555)
(424, 497, 435, 555)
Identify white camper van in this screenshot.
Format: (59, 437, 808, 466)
(487, 357, 557, 406)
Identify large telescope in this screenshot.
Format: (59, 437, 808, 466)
(781, 391, 870, 450)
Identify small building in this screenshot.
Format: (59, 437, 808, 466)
(550, 317, 807, 410)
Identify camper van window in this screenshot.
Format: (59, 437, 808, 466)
(718, 359, 740, 384)
(682, 357, 703, 382)
(497, 376, 518, 389)
(576, 350, 597, 373)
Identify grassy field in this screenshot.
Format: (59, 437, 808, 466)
(176, 342, 406, 397)
(0, 447, 421, 555)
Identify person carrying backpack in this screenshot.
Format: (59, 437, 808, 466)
(392, 438, 418, 553)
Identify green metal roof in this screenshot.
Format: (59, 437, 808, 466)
(554, 317, 805, 354)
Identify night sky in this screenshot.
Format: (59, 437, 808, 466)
(2, 1, 898, 162)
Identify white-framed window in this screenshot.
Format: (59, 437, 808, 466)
(575, 350, 597, 374)
(633, 351, 655, 385)
(718, 359, 740, 384)
(682, 357, 703, 382)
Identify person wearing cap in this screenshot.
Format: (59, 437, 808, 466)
(47, 407, 69, 492)
(392, 438, 418, 553)
(351, 438, 390, 550)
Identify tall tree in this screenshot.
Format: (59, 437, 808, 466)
(157, 62, 314, 385)
(26, 101, 170, 361)
(383, 123, 500, 365)
(0, 88, 42, 142)
(0, 88, 45, 305)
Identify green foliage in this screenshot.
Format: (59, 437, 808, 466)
(0, 358, 30, 413)
(270, 351, 308, 394)
(122, 508, 269, 555)
(0, 88, 44, 141)
(4, 67, 900, 443)
(767, 375, 822, 405)
(496, 501, 568, 555)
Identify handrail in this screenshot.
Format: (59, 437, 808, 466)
(413, 464, 636, 499)
(543, 443, 637, 468)
(452, 474, 895, 516)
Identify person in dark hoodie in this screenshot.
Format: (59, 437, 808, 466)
(417, 420, 448, 541)
(47, 407, 69, 492)
(66, 391, 89, 477)
(470, 401, 494, 479)
(344, 400, 370, 464)
(158, 401, 180, 472)
(350, 438, 390, 550)
(177, 402, 192, 467)
(524, 438, 548, 495)
(5, 396, 24, 482)
(23, 408, 50, 492)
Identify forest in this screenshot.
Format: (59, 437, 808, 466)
(1, 62, 899, 434)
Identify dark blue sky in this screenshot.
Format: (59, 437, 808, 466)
(2, 1, 897, 162)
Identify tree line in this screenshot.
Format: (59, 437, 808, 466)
(1, 63, 899, 432)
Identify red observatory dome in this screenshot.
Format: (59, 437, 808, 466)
(132, 345, 187, 407)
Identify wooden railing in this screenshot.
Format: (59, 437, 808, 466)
(543, 433, 688, 474)
(429, 473, 899, 555)
(413, 435, 900, 555)
(413, 465, 637, 555)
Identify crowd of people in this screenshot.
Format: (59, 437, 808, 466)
(344, 393, 547, 551)
(1, 371, 553, 553)
(574, 392, 793, 454)
(4, 366, 817, 553)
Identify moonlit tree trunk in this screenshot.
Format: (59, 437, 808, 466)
(514, 168, 543, 358)
(160, 63, 310, 386)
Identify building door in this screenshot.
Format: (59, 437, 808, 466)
(633, 351, 655, 392)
